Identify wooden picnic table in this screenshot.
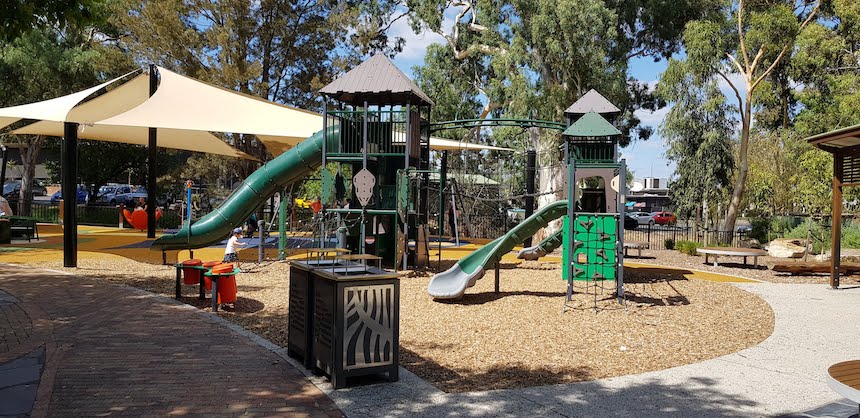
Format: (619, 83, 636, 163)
(696, 247, 768, 268)
(826, 360, 860, 417)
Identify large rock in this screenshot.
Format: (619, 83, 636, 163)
(767, 238, 807, 258)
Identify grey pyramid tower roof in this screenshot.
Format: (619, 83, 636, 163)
(320, 54, 434, 106)
(562, 111, 621, 138)
(564, 89, 620, 115)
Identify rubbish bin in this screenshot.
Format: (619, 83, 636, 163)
(312, 264, 400, 389)
(288, 259, 353, 369)
(0, 219, 10, 244)
(181, 259, 203, 285)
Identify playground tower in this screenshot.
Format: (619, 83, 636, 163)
(319, 54, 434, 269)
(561, 90, 627, 303)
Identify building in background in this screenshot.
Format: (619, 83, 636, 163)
(626, 177, 672, 212)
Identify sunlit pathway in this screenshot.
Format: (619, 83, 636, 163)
(316, 282, 860, 417)
(0, 264, 341, 417)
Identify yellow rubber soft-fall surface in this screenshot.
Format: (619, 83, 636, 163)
(0, 224, 755, 283)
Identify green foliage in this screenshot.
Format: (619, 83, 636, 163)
(664, 238, 675, 250)
(658, 65, 734, 221)
(0, 0, 106, 41)
(675, 240, 701, 256)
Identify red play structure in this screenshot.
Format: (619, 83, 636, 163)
(122, 208, 162, 231)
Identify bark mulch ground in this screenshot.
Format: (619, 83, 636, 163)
(32, 254, 774, 393)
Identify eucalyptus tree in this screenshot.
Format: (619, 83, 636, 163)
(666, 0, 821, 233)
(658, 63, 735, 232)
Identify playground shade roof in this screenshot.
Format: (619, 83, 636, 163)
(95, 67, 321, 151)
(564, 89, 621, 115)
(427, 172, 500, 185)
(562, 111, 622, 137)
(806, 123, 860, 149)
(0, 70, 139, 130)
(319, 54, 434, 106)
(8, 72, 256, 160)
(428, 137, 514, 152)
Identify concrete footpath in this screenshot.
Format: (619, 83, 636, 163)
(0, 264, 342, 417)
(316, 283, 860, 417)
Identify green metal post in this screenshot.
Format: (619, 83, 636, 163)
(278, 187, 287, 260)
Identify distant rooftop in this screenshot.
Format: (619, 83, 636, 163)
(564, 89, 621, 115)
(320, 54, 434, 106)
(562, 111, 621, 137)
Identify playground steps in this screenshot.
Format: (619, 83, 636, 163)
(771, 261, 860, 275)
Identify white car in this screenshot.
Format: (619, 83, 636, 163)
(628, 211, 655, 226)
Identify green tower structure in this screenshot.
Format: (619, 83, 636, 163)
(560, 90, 626, 304)
(318, 54, 434, 270)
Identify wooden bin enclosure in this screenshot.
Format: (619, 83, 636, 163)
(288, 260, 352, 369)
(312, 265, 400, 389)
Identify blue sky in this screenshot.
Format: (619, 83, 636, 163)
(384, 18, 676, 179)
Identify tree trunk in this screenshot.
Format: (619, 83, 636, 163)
(723, 97, 753, 238)
(17, 135, 45, 217)
(534, 130, 563, 241)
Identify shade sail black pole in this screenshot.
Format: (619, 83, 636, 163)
(439, 150, 447, 236)
(147, 64, 158, 238)
(63, 122, 79, 267)
(524, 149, 536, 246)
(0, 145, 7, 189)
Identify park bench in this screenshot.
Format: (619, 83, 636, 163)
(696, 247, 767, 268)
(623, 241, 650, 258)
(4, 216, 38, 241)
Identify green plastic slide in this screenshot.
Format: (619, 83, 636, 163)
(517, 229, 564, 260)
(151, 126, 338, 251)
(427, 199, 568, 299)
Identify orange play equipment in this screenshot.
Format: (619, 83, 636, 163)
(202, 261, 220, 290)
(180, 259, 203, 285)
(215, 275, 238, 304)
(122, 208, 163, 231)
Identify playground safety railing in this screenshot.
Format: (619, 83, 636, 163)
(26, 202, 184, 228)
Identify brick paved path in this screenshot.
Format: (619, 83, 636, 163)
(0, 264, 342, 417)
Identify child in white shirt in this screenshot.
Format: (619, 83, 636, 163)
(224, 227, 247, 267)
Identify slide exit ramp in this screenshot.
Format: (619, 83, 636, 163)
(151, 126, 338, 251)
(427, 200, 568, 299)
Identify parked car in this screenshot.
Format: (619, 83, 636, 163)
(623, 215, 639, 230)
(95, 184, 148, 206)
(50, 185, 90, 205)
(2, 180, 47, 198)
(652, 211, 677, 226)
(628, 211, 655, 226)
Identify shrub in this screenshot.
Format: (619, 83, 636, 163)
(675, 240, 701, 256)
(664, 238, 675, 250)
(748, 217, 770, 243)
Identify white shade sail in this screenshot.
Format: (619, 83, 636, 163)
(14, 122, 255, 160)
(429, 136, 514, 152)
(0, 71, 137, 130)
(97, 66, 323, 142)
(10, 72, 256, 160)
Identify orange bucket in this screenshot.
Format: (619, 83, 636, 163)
(181, 259, 203, 285)
(202, 261, 220, 290)
(215, 275, 238, 304)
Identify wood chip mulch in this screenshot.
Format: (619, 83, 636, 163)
(40, 254, 774, 393)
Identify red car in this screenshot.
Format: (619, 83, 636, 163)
(652, 211, 677, 225)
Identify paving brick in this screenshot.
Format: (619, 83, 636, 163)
(0, 264, 341, 417)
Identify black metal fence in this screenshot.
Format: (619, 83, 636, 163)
(623, 225, 755, 248)
(25, 201, 184, 229)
